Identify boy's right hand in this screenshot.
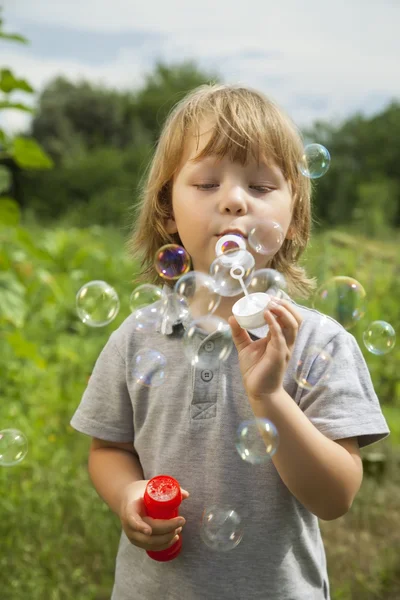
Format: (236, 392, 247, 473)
(119, 480, 189, 552)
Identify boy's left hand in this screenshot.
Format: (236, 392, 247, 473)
(229, 298, 303, 401)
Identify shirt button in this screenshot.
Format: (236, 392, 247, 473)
(201, 369, 213, 382)
(204, 341, 215, 352)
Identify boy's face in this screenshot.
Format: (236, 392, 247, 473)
(167, 122, 294, 275)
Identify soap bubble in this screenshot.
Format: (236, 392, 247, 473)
(132, 349, 167, 387)
(183, 315, 233, 368)
(248, 221, 284, 256)
(294, 346, 333, 390)
(155, 244, 191, 281)
(236, 418, 279, 464)
(313, 276, 366, 330)
(247, 268, 287, 298)
(76, 280, 120, 327)
(209, 248, 255, 297)
(130, 284, 168, 332)
(363, 321, 396, 356)
(0, 429, 28, 467)
(299, 144, 331, 179)
(200, 505, 243, 551)
(173, 271, 221, 320)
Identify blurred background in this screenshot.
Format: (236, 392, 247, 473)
(0, 1, 399, 598)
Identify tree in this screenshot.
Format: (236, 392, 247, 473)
(0, 10, 53, 215)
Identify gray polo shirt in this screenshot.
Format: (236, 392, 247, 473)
(70, 296, 389, 600)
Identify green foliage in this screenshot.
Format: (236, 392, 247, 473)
(0, 14, 53, 203)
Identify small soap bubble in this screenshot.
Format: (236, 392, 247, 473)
(247, 268, 287, 297)
(0, 429, 28, 467)
(299, 144, 331, 179)
(183, 315, 233, 368)
(294, 346, 333, 390)
(313, 276, 366, 330)
(76, 280, 120, 327)
(173, 271, 221, 320)
(200, 505, 243, 551)
(155, 244, 191, 281)
(209, 248, 255, 297)
(248, 221, 284, 256)
(132, 349, 167, 387)
(236, 418, 279, 464)
(363, 321, 396, 355)
(129, 284, 168, 332)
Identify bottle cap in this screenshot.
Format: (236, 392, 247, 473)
(144, 475, 182, 517)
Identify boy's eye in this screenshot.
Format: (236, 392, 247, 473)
(250, 185, 275, 193)
(194, 183, 219, 190)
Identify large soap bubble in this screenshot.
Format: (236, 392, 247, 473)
(299, 144, 331, 179)
(209, 248, 255, 297)
(363, 321, 396, 355)
(173, 271, 220, 320)
(183, 315, 233, 368)
(294, 346, 333, 390)
(248, 221, 284, 256)
(200, 505, 243, 551)
(0, 429, 28, 467)
(76, 280, 120, 327)
(313, 276, 366, 330)
(236, 418, 279, 464)
(129, 284, 168, 332)
(247, 268, 287, 297)
(132, 348, 167, 387)
(155, 244, 191, 281)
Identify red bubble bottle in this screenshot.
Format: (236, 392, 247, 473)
(143, 474, 183, 562)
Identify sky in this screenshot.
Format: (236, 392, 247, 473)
(1, 0, 400, 134)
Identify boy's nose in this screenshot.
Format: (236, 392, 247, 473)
(219, 188, 248, 215)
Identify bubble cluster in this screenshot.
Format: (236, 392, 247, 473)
(210, 248, 255, 297)
(76, 280, 120, 327)
(0, 429, 28, 467)
(294, 346, 333, 390)
(183, 315, 233, 368)
(299, 144, 331, 179)
(155, 244, 191, 281)
(173, 271, 220, 320)
(200, 505, 243, 551)
(132, 349, 167, 387)
(236, 418, 279, 464)
(313, 276, 366, 330)
(363, 321, 396, 356)
(248, 221, 284, 256)
(129, 284, 168, 332)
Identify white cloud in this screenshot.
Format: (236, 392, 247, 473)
(1, 0, 399, 130)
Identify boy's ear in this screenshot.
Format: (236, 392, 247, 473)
(165, 213, 178, 234)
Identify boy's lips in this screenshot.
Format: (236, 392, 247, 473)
(217, 229, 247, 239)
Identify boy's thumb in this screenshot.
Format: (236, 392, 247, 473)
(181, 487, 190, 500)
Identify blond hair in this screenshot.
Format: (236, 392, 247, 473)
(128, 83, 317, 299)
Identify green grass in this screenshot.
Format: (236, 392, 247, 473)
(1, 222, 400, 599)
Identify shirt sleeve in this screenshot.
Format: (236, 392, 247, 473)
(70, 332, 134, 443)
(296, 330, 390, 449)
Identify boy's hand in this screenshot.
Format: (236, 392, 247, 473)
(229, 297, 303, 401)
(119, 480, 189, 551)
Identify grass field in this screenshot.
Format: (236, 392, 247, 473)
(1, 221, 399, 599)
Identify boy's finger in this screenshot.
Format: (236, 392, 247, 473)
(142, 516, 186, 535)
(128, 514, 152, 535)
(228, 316, 252, 352)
